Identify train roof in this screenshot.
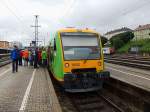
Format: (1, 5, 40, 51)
(57, 27, 99, 34)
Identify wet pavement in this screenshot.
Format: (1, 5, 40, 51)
(0, 65, 62, 112)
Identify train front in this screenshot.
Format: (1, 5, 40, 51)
(60, 30, 110, 92)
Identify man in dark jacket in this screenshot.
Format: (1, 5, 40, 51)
(34, 48, 38, 68)
(11, 45, 19, 73)
(19, 49, 23, 66)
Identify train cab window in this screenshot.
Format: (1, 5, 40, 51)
(61, 32, 101, 60)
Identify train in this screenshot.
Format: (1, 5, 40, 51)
(103, 47, 115, 55)
(0, 48, 11, 54)
(48, 28, 110, 92)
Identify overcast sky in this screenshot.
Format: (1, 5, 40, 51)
(0, 0, 150, 46)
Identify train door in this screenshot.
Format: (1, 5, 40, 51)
(50, 34, 57, 71)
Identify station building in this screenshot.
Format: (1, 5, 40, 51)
(9, 41, 23, 49)
(104, 27, 132, 40)
(134, 24, 150, 40)
(0, 41, 9, 49)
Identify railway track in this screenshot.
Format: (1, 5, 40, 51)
(103, 78, 150, 112)
(0, 54, 11, 67)
(51, 73, 125, 112)
(105, 54, 150, 59)
(104, 54, 150, 70)
(105, 54, 150, 60)
(68, 92, 124, 112)
(98, 93, 124, 112)
(51, 71, 150, 112)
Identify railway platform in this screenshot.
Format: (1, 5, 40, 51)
(0, 64, 62, 112)
(105, 63, 150, 92)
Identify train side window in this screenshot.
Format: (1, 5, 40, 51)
(54, 38, 56, 51)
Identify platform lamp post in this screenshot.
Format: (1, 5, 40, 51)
(31, 15, 41, 48)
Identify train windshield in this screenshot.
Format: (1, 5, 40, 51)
(61, 32, 101, 60)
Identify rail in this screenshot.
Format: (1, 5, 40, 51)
(0, 53, 10, 56)
(52, 76, 126, 112)
(102, 78, 150, 112)
(0, 53, 11, 67)
(67, 92, 124, 112)
(104, 55, 150, 70)
(98, 93, 124, 112)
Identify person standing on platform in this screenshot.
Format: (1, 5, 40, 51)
(34, 48, 39, 68)
(47, 46, 50, 67)
(11, 45, 19, 73)
(41, 48, 47, 67)
(18, 50, 23, 66)
(22, 50, 25, 66)
(24, 49, 29, 66)
(29, 50, 33, 66)
(38, 49, 42, 66)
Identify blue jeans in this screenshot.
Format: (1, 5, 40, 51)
(12, 59, 18, 72)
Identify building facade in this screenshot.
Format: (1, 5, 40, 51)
(0, 41, 9, 49)
(134, 24, 150, 40)
(104, 27, 132, 40)
(9, 41, 23, 49)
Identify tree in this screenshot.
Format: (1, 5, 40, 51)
(110, 32, 134, 49)
(101, 36, 108, 46)
(112, 38, 124, 49)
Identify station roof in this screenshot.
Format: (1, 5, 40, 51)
(105, 27, 132, 35)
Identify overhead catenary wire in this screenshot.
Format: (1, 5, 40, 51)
(6, 0, 24, 19)
(0, 0, 23, 23)
(122, 0, 150, 16)
(100, 0, 150, 34)
(60, 0, 76, 20)
(0, 0, 30, 45)
(57, 0, 77, 26)
(0, 0, 30, 31)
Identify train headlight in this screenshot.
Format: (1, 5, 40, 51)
(98, 62, 101, 66)
(65, 63, 69, 68)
